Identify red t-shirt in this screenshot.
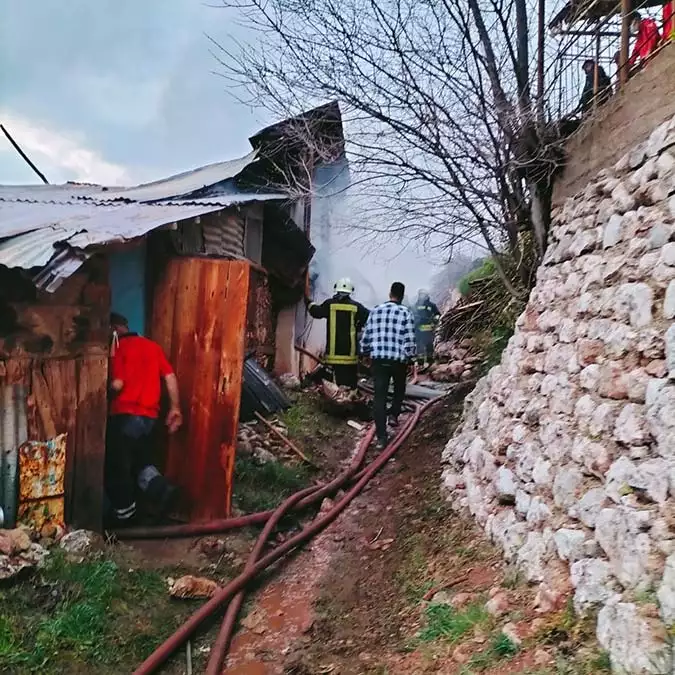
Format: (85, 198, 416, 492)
(110, 334, 174, 418)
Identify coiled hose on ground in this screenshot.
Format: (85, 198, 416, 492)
(130, 395, 442, 674)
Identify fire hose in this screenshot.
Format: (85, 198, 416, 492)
(132, 396, 440, 674)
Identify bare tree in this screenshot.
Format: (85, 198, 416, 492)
(212, 0, 565, 297)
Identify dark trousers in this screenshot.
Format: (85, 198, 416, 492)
(332, 364, 358, 389)
(105, 414, 156, 520)
(416, 331, 434, 363)
(372, 359, 407, 442)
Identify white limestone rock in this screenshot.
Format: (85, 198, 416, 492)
(553, 465, 584, 509)
(494, 467, 517, 504)
(554, 528, 587, 562)
(597, 600, 672, 675)
(595, 506, 656, 589)
(570, 558, 617, 613)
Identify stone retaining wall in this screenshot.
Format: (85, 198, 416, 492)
(442, 114, 675, 674)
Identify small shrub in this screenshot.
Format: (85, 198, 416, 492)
(418, 602, 489, 644)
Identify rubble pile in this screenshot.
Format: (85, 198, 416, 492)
(237, 417, 293, 464)
(429, 337, 484, 383)
(442, 114, 675, 674)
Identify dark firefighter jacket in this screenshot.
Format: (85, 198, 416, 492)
(308, 294, 370, 365)
(414, 301, 440, 333)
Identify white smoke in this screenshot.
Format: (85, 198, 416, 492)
(304, 158, 441, 355)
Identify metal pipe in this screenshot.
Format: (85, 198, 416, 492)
(133, 399, 435, 674)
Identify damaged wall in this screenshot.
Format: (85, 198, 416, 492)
(0, 259, 109, 531)
(442, 115, 675, 674)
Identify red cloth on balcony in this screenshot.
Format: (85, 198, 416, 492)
(630, 17, 661, 65)
(664, 1, 675, 42)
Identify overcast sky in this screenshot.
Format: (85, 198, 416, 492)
(0, 0, 446, 297)
(0, 0, 269, 185)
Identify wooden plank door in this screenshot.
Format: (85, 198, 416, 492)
(150, 257, 249, 521)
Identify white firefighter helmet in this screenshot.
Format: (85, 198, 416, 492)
(334, 277, 355, 294)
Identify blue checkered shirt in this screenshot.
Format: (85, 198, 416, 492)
(360, 301, 416, 362)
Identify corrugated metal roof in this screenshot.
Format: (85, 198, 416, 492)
(0, 151, 289, 292)
(94, 150, 260, 203)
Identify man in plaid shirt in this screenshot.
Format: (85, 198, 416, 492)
(360, 281, 416, 447)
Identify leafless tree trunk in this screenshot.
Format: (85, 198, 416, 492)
(211, 0, 564, 295)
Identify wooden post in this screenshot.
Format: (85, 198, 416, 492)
(619, 0, 631, 89)
(593, 33, 601, 109)
(536, 0, 546, 122)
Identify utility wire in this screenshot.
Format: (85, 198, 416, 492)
(1, 124, 49, 184)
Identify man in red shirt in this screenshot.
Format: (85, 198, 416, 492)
(630, 12, 661, 67)
(106, 312, 183, 525)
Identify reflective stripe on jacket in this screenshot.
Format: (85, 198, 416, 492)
(308, 295, 370, 365)
(414, 302, 440, 333)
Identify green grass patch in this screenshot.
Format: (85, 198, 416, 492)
(418, 602, 489, 644)
(281, 397, 321, 436)
(457, 258, 495, 297)
(462, 632, 519, 672)
(232, 454, 313, 513)
(0, 550, 205, 674)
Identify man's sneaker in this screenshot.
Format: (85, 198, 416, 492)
(376, 436, 388, 450)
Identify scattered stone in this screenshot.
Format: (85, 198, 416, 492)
(500, 622, 523, 647)
(278, 373, 301, 390)
(533, 648, 553, 666)
(0, 543, 48, 580)
(168, 575, 220, 599)
(59, 530, 103, 556)
(452, 643, 472, 664)
(0, 528, 31, 556)
(485, 591, 510, 617)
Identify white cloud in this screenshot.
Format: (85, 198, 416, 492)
(0, 110, 131, 185)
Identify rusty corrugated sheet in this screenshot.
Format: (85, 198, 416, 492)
(0, 385, 28, 528)
(17, 433, 67, 531)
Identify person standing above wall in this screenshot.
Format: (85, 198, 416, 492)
(664, 0, 674, 43)
(630, 12, 661, 68)
(106, 312, 183, 526)
(306, 278, 370, 390)
(360, 282, 416, 449)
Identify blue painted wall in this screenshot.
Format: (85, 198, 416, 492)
(109, 243, 146, 335)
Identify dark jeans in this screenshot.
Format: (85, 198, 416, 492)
(105, 414, 156, 520)
(416, 330, 434, 363)
(372, 359, 407, 442)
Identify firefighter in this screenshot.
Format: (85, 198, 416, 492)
(306, 278, 369, 389)
(413, 289, 440, 370)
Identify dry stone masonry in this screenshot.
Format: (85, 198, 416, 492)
(442, 113, 675, 675)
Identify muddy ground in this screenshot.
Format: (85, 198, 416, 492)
(224, 395, 611, 675)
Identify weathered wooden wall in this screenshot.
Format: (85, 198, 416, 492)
(246, 268, 275, 370)
(0, 260, 109, 531)
(150, 257, 249, 522)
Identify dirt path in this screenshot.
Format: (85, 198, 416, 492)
(223, 397, 610, 675)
